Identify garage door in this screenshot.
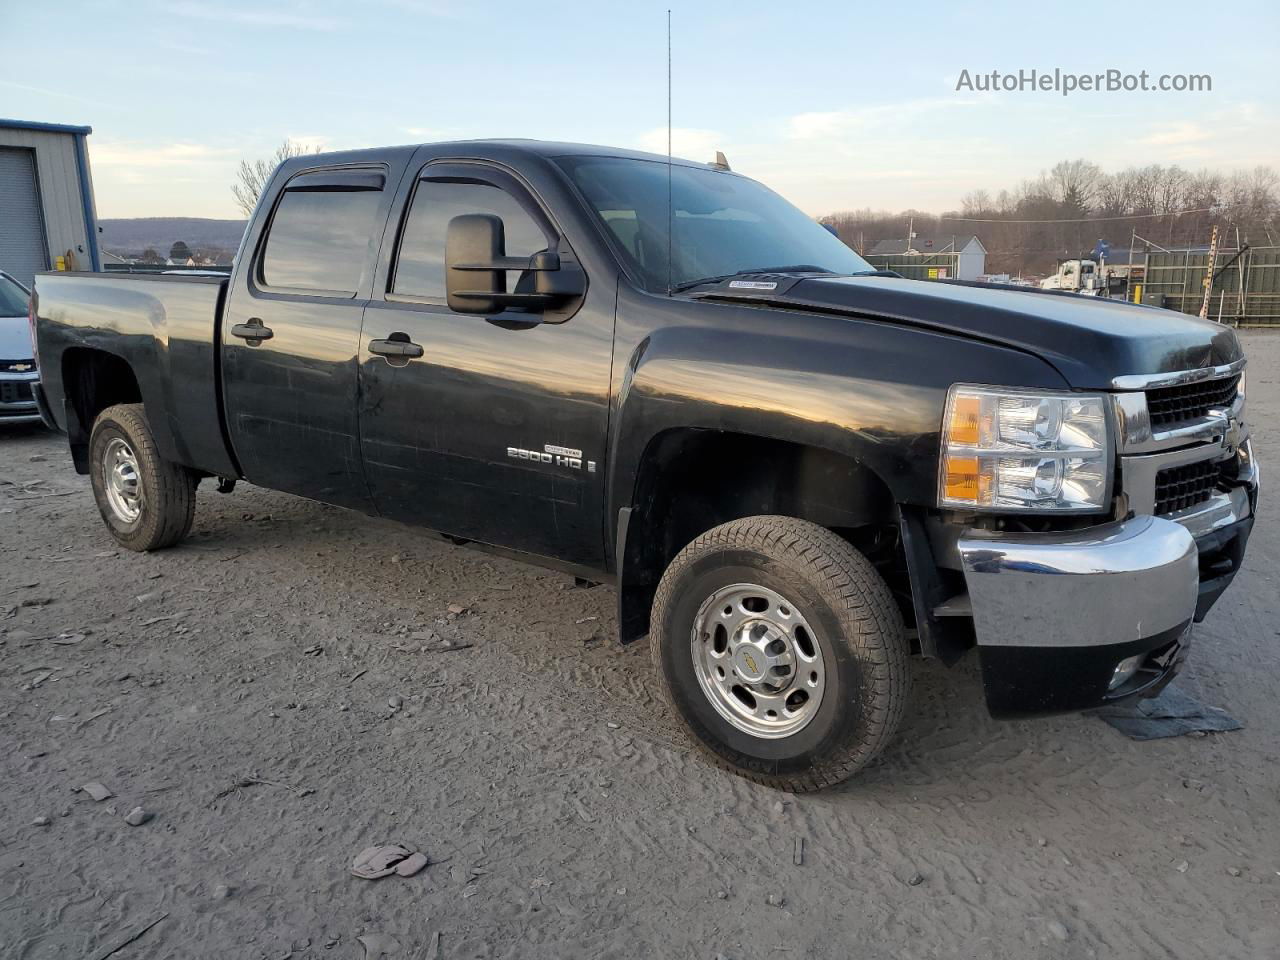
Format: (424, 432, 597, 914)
(0, 147, 49, 288)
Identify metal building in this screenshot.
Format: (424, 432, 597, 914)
(0, 118, 101, 287)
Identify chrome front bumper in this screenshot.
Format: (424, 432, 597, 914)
(957, 515, 1202, 716)
(953, 452, 1256, 716)
(958, 515, 1199, 650)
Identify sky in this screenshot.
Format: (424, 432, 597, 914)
(2, 0, 1277, 220)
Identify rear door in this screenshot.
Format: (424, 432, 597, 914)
(358, 160, 614, 567)
(222, 164, 397, 510)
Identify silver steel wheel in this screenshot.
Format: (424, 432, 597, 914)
(103, 436, 143, 523)
(691, 583, 827, 739)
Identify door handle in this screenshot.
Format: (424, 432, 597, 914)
(230, 318, 274, 343)
(369, 335, 424, 359)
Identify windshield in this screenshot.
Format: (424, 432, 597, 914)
(558, 156, 872, 293)
(0, 274, 29, 316)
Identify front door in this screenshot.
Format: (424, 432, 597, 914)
(222, 166, 392, 510)
(358, 162, 613, 567)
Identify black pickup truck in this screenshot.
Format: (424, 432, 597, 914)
(31, 140, 1258, 790)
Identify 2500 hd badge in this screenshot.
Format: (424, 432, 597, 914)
(508, 443, 598, 473)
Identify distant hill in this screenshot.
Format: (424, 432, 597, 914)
(99, 218, 248, 258)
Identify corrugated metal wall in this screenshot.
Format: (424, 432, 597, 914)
(864, 252, 961, 281)
(0, 126, 96, 280)
(1142, 247, 1280, 325)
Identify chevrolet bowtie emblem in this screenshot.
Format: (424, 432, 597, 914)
(9, 363, 33, 372)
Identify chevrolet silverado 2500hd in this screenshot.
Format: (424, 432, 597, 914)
(31, 141, 1258, 790)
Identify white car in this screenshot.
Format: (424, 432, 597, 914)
(0, 270, 41, 425)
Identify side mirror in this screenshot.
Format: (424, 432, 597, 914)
(446, 214, 505, 314)
(445, 214, 584, 315)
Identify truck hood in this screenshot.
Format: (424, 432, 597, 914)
(698, 275, 1243, 389)
(0, 314, 35, 364)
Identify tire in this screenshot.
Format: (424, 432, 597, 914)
(650, 516, 909, 791)
(89, 403, 197, 552)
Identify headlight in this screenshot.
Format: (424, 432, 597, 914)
(939, 385, 1112, 513)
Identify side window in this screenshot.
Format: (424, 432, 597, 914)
(260, 186, 382, 295)
(392, 179, 549, 300)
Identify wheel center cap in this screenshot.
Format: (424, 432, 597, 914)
(732, 646, 766, 682)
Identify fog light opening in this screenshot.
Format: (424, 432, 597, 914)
(1109, 654, 1145, 691)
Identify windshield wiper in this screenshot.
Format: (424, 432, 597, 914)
(670, 265, 835, 294)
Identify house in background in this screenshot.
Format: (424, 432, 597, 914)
(869, 234, 987, 281)
(0, 118, 101, 287)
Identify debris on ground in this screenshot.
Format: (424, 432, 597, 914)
(351, 842, 430, 880)
(82, 781, 114, 801)
(124, 806, 153, 826)
(32, 815, 51, 827)
(85, 912, 168, 960)
(210, 775, 308, 805)
(1093, 684, 1243, 740)
(395, 852, 429, 877)
(793, 836, 805, 866)
(907, 872, 924, 886)
(357, 932, 401, 958)
(76, 707, 113, 730)
(23, 669, 56, 690)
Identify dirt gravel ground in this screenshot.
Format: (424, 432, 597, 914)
(3, 332, 1279, 960)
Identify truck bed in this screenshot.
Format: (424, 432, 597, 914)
(33, 271, 238, 479)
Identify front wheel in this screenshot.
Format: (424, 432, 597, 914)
(651, 516, 909, 791)
(89, 403, 196, 552)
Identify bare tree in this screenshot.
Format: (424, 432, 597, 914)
(960, 189, 993, 218)
(822, 157, 1279, 275)
(1048, 160, 1104, 217)
(231, 140, 320, 217)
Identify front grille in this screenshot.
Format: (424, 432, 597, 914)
(1154, 459, 1225, 515)
(0, 380, 33, 404)
(0, 359, 37, 373)
(1146, 374, 1240, 429)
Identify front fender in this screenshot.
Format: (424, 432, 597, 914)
(606, 305, 1070, 538)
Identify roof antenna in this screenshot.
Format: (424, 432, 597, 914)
(666, 8, 673, 297)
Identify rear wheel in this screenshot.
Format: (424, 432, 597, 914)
(89, 403, 196, 551)
(651, 516, 909, 791)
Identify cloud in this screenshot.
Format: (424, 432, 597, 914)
(286, 134, 332, 152)
(787, 96, 984, 140)
(636, 127, 725, 161)
(165, 1, 346, 31)
(89, 142, 241, 169)
(0, 79, 111, 109)
(1140, 122, 1211, 146)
